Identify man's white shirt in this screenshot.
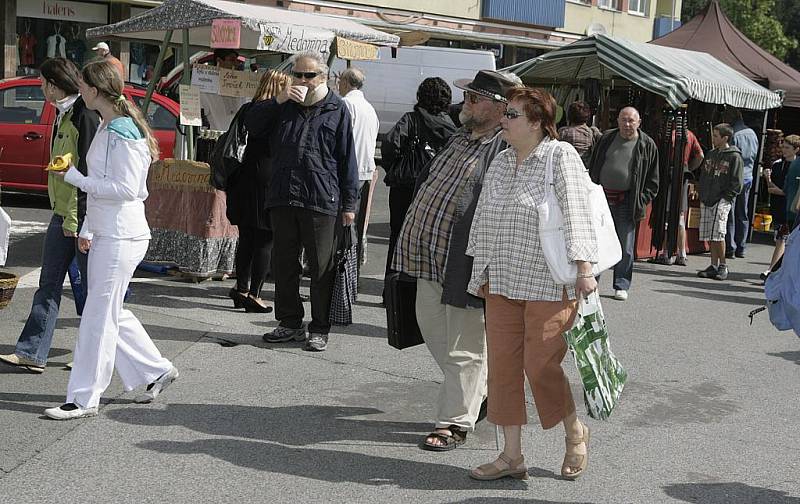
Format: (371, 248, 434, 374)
(342, 89, 379, 181)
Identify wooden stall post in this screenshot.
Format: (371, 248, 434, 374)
(142, 29, 173, 115)
(182, 29, 194, 160)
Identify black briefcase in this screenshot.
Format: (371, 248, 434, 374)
(385, 272, 424, 350)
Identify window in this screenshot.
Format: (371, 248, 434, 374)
(132, 96, 177, 131)
(597, 0, 621, 10)
(0, 86, 45, 124)
(628, 0, 649, 15)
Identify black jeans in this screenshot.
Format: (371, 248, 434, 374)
(235, 226, 273, 298)
(271, 206, 337, 334)
(385, 185, 415, 274)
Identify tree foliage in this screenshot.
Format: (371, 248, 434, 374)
(681, 0, 797, 60)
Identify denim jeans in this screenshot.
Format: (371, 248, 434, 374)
(15, 214, 88, 366)
(726, 180, 752, 255)
(609, 196, 636, 291)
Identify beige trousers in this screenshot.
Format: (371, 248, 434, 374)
(415, 279, 487, 431)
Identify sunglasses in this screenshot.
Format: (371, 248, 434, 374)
(503, 108, 523, 120)
(292, 71, 321, 79)
(464, 91, 490, 104)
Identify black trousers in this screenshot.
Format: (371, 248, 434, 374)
(235, 226, 272, 297)
(385, 185, 415, 274)
(271, 206, 337, 334)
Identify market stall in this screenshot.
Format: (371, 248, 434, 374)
(85, 0, 399, 278)
(503, 34, 783, 259)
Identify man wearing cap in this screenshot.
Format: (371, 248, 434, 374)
(393, 70, 519, 451)
(200, 49, 248, 131)
(91, 42, 125, 80)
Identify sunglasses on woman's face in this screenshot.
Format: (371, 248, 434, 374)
(503, 108, 523, 120)
(292, 71, 320, 79)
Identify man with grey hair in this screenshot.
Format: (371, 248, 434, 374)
(245, 51, 359, 352)
(338, 67, 379, 267)
(589, 106, 659, 301)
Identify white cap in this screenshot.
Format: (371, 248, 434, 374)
(91, 42, 110, 52)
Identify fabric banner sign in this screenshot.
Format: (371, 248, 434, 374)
(258, 23, 334, 55)
(335, 37, 378, 61)
(191, 65, 220, 94)
(211, 18, 241, 49)
(179, 85, 202, 126)
(148, 159, 214, 193)
(219, 69, 260, 98)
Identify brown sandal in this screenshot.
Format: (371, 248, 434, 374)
(421, 425, 467, 452)
(561, 422, 590, 480)
(469, 452, 528, 481)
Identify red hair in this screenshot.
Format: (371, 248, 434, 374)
(505, 87, 559, 139)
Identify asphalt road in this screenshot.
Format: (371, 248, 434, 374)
(1, 182, 798, 504)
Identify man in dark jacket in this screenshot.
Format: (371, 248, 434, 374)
(589, 106, 659, 301)
(393, 70, 517, 451)
(245, 51, 358, 352)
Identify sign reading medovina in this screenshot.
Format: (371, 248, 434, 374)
(258, 24, 334, 55)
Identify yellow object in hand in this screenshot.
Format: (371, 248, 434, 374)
(46, 153, 73, 171)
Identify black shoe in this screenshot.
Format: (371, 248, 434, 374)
(735, 251, 745, 258)
(228, 288, 246, 309)
(712, 265, 729, 280)
(243, 295, 273, 314)
(760, 270, 771, 281)
(697, 265, 717, 278)
(725, 251, 735, 259)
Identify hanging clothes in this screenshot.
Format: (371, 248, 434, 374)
(19, 33, 36, 66)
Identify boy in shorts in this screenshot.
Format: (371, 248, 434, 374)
(697, 124, 744, 280)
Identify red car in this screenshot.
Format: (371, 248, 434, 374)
(0, 77, 180, 192)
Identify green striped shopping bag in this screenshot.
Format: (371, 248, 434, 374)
(563, 292, 627, 420)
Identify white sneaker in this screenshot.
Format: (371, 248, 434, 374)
(44, 403, 97, 420)
(135, 367, 179, 404)
(613, 290, 628, 301)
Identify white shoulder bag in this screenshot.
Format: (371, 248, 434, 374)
(538, 142, 622, 285)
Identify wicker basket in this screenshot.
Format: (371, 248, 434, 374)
(0, 271, 19, 310)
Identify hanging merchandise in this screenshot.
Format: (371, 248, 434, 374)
(19, 21, 37, 67)
(65, 25, 87, 65)
(47, 22, 67, 58)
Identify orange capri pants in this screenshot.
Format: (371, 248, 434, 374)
(484, 290, 577, 429)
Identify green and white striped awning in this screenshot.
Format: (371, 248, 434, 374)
(503, 34, 782, 110)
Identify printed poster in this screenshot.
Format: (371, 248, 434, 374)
(179, 84, 202, 126)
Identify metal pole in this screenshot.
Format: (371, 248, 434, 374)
(142, 29, 173, 116)
(181, 28, 193, 161)
(748, 109, 770, 242)
(671, 0, 676, 31)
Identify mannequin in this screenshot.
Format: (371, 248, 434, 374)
(47, 22, 67, 59)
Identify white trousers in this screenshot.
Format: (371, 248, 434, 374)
(67, 237, 172, 409)
(415, 279, 487, 431)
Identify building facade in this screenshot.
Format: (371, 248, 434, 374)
(0, 0, 683, 79)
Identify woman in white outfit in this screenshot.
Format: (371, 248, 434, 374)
(45, 60, 178, 420)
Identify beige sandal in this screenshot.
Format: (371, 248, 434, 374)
(469, 452, 528, 481)
(561, 422, 590, 480)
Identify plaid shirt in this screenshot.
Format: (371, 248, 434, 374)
(467, 138, 598, 302)
(393, 127, 503, 283)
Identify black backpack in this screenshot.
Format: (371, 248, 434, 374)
(209, 102, 251, 190)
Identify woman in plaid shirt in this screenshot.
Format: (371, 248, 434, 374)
(466, 87, 598, 481)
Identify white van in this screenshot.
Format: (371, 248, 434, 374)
(329, 46, 496, 134)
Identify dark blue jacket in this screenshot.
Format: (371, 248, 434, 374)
(244, 91, 359, 216)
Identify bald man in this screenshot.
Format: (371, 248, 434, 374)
(589, 106, 659, 301)
(338, 67, 379, 267)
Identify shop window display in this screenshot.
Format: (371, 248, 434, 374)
(16, 18, 98, 75)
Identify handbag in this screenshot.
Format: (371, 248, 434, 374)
(538, 142, 622, 285)
(383, 112, 435, 187)
(209, 102, 251, 190)
(329, 224, 358, 326)
(384, 272, 424, 350)
(563, 292, 627, 420)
